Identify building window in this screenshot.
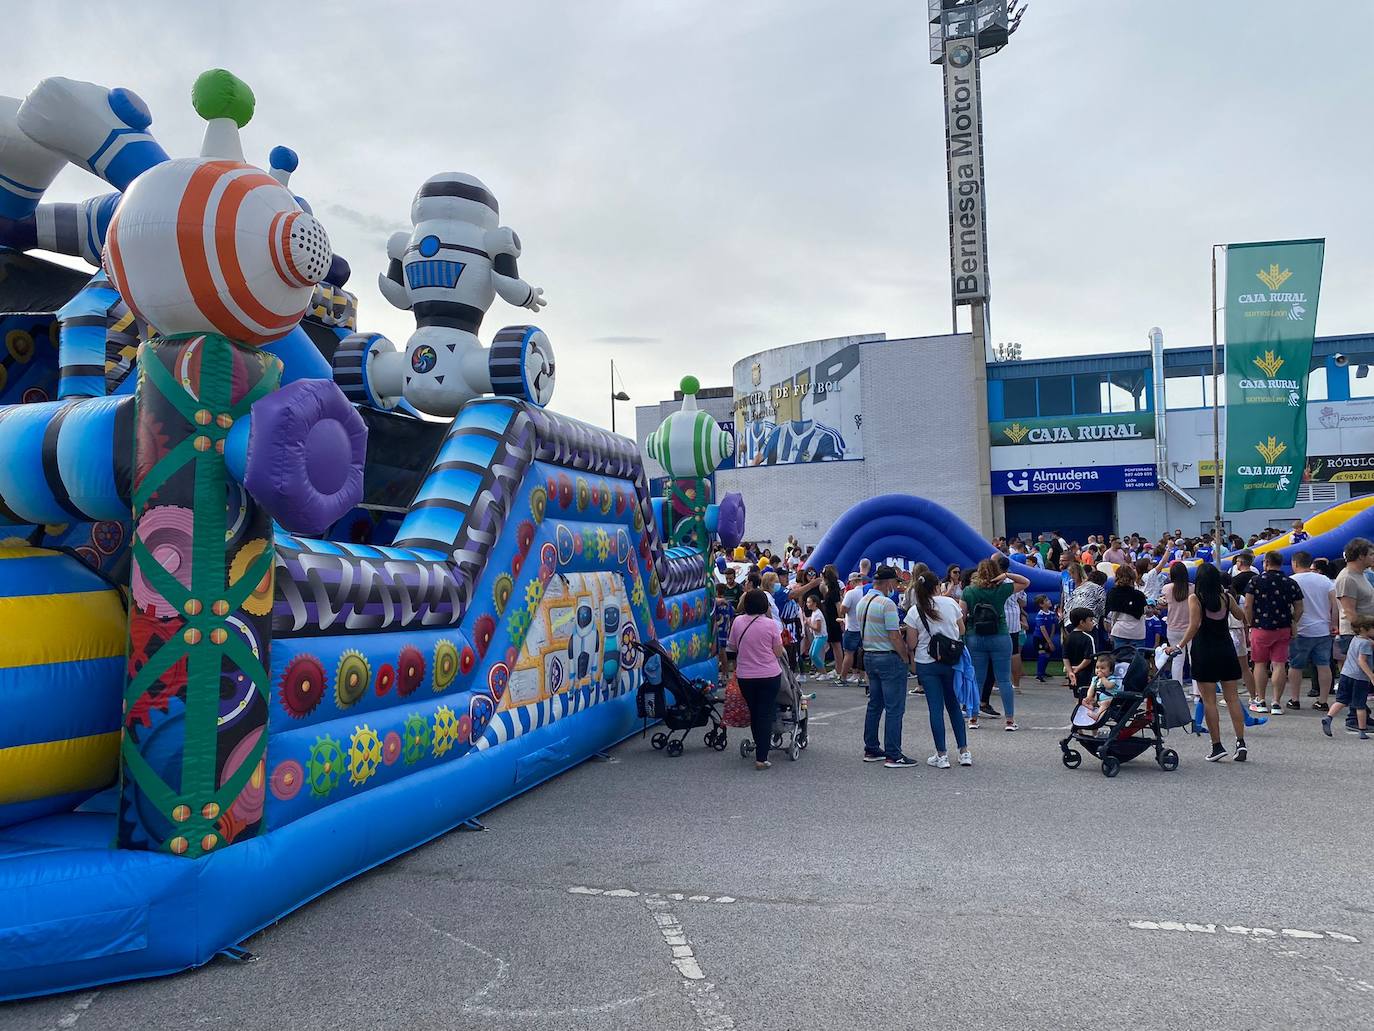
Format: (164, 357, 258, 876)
(1349, 362, 1374, 399)
(1109, 371, 1144, 412)
(1073, 373, 1104, 415)
(1307, 365, 1328, 402)
(1003, 378, 1037, 418)
(1038, 375, 1073, 416)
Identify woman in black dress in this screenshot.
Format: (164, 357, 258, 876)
(1173, 563, 1248, 763)
(820, 565, 845, 678)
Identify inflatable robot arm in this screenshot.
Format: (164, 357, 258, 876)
(377, 230, 412, 310)
(485, 226, 545, 312)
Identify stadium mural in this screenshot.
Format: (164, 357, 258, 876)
(731, 337, 863, 466)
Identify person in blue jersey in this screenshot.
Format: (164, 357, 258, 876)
(1144, 603, 1168, 651)
(1031, 595, 1058, 683)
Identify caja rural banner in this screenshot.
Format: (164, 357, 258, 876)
(1223, 239, 1324, 511)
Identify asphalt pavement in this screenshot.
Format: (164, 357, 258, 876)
(4, 674, 1372, 1031)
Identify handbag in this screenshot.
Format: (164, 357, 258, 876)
(722, 677, 751, 728)
(917, 603, 965, 666)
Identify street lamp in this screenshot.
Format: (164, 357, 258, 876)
(610, 358, 631, 433)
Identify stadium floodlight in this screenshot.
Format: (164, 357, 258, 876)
(928, 0, 1028, 63)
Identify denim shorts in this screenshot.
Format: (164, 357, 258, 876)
(842, 630, 862, 654)
(1289, 634, 1333, 670)
(1336, 674, 1371, 711)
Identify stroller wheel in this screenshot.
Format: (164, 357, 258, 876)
(703, 729, 718, 749)
(651, 732, 668, 750)
(771, 731, 783, 748)
(1158, 748, 1179, 772)
(1101, 755, 1121, 778)
(1061, 749, 1082, 769)
(712, 730, 728, 752)
(740, 739, 754, 759)
(666, 739, 684, 757)
(797, 731, 808, 750)
(787, 738, 802, 761)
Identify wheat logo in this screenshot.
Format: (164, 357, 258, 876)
(1003, 422, 1029, 444)
(1256, 264, 1293, 291)
(1253, 350, 1285, 378)
(1255, 436, 1288, 464)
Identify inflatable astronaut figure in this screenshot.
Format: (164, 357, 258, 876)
(567, 603, 600, 691)
(371, 172, 554, 417)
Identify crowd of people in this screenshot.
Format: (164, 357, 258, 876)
(710, 524, 1374, 771)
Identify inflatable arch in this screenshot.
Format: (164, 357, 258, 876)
(808, 493, 1063, 598)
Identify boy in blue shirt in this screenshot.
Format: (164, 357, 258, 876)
(1032, 595, 1059, 683)
(1144, 603, 1168, 651)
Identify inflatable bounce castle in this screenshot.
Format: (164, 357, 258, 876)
(0, 69, 734, 998)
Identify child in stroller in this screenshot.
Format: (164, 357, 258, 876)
(1061, 646, 1192, 778)
(633, 638, 728, 757)
(739, 662, 813, 763)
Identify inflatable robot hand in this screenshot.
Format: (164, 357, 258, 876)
(364, 171, 555, 418)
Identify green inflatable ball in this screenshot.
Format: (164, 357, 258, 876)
(192, 69, 255, 128)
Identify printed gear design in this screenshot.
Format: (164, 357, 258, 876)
(515, 520, 536, 555)
(375, 662, 396, 696)
(397, 645, 426, 695)
(335, 650, 370, 708)
(529, 486, 547, 523)
(402, 713, 430, 765)
(524, 580, 545, 608)
(632, 507, 644, 532)
(382, 730, 402, 765)
(307, 735, 344, 798)
(279, 654, 326, 719)
(432, 705, 460, 757)
(347, 724, 382, 787)
(432, 639, 460, 692)
(270, 759, 304, 801)
(595, 528, 611, 561)
(492, 573, 514, 615)
(575, 477, 589, 511)
(228, 537, 274, 615)
(508, 608, 532, 647)
(597, 481, 613, 514)
(472, 614, 496, 658)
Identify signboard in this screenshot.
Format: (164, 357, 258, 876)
(732, 339, 863, 467)
(1203, 453, 1374, 485)
(1222, 239, 1325, 511)
(990, 411, 1155, 447)
(992, 464, 1158, 496)
(942, 36, 988, 303)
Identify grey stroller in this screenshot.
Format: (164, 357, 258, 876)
(739, 664, 811, 762)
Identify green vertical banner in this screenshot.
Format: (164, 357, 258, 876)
(1223, 239, 1325, 511)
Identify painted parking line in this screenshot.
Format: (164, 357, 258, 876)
(643, 896, 736, 1030)
(1128, 919, 1360, 943)
(570, 886, 736, 904)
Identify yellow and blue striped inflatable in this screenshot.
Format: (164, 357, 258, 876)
(0, 545, 126, 827)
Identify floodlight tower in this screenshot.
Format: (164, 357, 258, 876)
(928, 0, 1026, 359)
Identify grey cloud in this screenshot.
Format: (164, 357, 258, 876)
(321, 203, 408, 238)
(588, 335, 661, 345)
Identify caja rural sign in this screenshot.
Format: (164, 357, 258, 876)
(991, 412, 1155, 446)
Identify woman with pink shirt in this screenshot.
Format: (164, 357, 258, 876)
(1161, 562, 1194, 685)
(727, 589, 788, 769)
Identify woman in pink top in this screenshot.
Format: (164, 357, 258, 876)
(1161, 562, 1194, 684)
(727, 589, 787, 769)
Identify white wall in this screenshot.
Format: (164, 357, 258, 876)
(713, 332, 989, 548)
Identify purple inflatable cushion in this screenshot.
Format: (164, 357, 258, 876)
(243, 378, 367, 534)
(717, 492, 746, 550)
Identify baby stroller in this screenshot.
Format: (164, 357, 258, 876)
(738, 663, 811, 762)
(1060, 647, 1192, 778)
(633, 638, 728, 757)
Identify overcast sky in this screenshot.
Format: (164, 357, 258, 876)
(10, 1, 1374, 428)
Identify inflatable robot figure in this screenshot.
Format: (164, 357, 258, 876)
(369, 172, 554, 417)
(645, 375, 735, 552)
(567, 602, 600, 691)
(601, 605, 621, 698)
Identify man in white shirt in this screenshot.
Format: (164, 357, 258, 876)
(1287, 550, 1338, 708)
(838, 572, 867, 686)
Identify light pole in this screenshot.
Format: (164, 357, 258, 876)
(610, 358, 630, 433)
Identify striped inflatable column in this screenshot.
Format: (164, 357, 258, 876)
(119, 333, 279, 857)
(55, 270, 121, 399)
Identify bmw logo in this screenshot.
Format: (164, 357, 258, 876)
(950, 45, 973, 68)
(411, 344, 438, 373)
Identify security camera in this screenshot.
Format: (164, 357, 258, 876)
(1334, 353, 1349, 367)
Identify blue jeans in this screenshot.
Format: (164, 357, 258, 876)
(968, 632, 1013, 717)
(863, 651, 908, 760)
(1111, 636, 1143, 651)
(917, 661, 967, 754)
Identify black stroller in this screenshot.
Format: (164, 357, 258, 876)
(739, 662, 810, 762)
(1060, 647, 1192, 778)
(633, 638, 728, 757)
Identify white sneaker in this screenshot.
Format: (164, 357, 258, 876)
(1004, 721, 1019, 732)
(958, 751, 972, 766)
(926, 753, 950, 769)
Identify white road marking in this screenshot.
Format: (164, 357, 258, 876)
(643, 896, 736, 1030)
(568, 886, 736, 904)
(55, 992, 98, 1029)
(1128, 919, 1360, 943)
(806, 702, 870, 725)
(403, 909, 662, 1017)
